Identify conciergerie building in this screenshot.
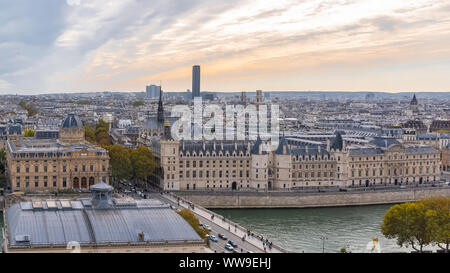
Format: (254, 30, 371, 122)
(160, 121, 441, 191)
(5, 113, 110, 192)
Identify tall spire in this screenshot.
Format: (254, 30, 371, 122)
(410, 94, 418, 105)
(157, 84, 164, 123)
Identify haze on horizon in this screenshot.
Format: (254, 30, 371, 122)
(1, 0, 450, 95)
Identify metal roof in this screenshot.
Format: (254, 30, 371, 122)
(6, 199, 203, 247)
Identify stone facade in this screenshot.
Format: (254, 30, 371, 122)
(160, 133, 441, 191)
(6, 113, 110, 192)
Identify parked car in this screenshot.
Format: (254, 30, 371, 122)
(224, 244, 234, 251)
(209, 235, 218, 242)
(400, 185, 406, 189)
(218, 233, 228, 240)
(339, 188, 348, 192)
(228, 240, 238, 248)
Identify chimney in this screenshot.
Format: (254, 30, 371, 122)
(139, 232, 145, 242)
(326, 139, 330, 151)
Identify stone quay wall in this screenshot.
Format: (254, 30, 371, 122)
(176, 188, 450, 209)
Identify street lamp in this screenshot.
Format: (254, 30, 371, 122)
(319, 236, 328, 253)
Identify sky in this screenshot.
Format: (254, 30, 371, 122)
(1, 0, 450, 94)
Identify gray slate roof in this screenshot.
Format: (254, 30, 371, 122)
(61, 113, 83, 129)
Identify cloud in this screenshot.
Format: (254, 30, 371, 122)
(1, 0, 450, 93)
(0, 79, 14, 92)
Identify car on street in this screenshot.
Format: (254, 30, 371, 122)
(203, 224, 212, 231)
(228, 240, 238, 248)
(224, 244, 234, 252)
(218, 233, 228, 240)
(400, 185, 406, 189)
(209, 235, 218, 242)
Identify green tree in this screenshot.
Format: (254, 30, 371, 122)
(106, 145, 133, 182)
(0, 148, 5, 170)
(0, 172, 6, 188)
(381, 201, 434, 252)
(24, 128, 35, 137)
(421, 197, 450, 250)
(0, 148, 6, 188)
(84, 125, 96, 143)
(130, 146, 157, 183)
(94, 119, 111, 146)
(177, 209, 210, 246)
(132, 100, 144, 107)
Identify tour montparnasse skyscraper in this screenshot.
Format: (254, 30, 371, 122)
(192, 65, 200, 99)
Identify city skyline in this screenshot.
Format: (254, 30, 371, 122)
(1, 0, 450, 94)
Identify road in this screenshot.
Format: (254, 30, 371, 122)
(150, 192, 284, 253)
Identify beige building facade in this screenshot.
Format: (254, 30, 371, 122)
(161, 131, 441, 191)
(6, 113, 110, 192)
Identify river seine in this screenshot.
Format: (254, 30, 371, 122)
(213, 204, 434, 253)
(0, 204, 438, 253)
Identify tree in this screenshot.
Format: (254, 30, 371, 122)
(24, 128, 35, 137)
(0, 148, 5, 171)
(177, 209, 210, 246)
(421, 197, 450, 250)
(132, 100, 144, 107)
(130, 146, 157, 183)
(84, 125, 96, 143)
(106, 145, 133, 182)
(95, 119, 111, 146)
(0, 172, 6, 188)
(381, 201, 434, 252)
(0, 148, 6, 188)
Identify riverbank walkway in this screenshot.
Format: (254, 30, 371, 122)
(156, 192, 289, 253)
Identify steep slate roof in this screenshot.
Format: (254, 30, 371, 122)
(143, 117, 178, 130)
(181, 140, 252, 155)
(348, 147, 384, 155)
(275, 136, 290, 155)
(405, 146, 439, 154)
(251, 137, 268, 155)
(369, 137, 401, 148)
(61, 113, 83, 129)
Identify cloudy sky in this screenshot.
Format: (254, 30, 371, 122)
(1, 0, 450, 94)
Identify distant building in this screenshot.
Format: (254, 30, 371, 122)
(410, 94, 419, 112)
(192, 65, 200, 99)
(2, 181, 205, 253)
(256, 90, 263, 104)
(429, 120, 450, 132)
(240, 92, 247, 103)
(402, 119, 427, 134)
(146, 85, 161, 99)
(443, 144, 450, 178)
(6, 113, 110, 192)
